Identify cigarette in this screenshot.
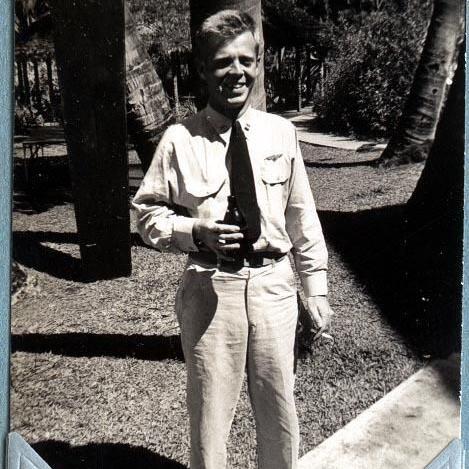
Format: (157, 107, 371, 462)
(321, 332, 334, 341)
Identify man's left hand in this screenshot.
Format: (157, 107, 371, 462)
(306, 295, 334, 341)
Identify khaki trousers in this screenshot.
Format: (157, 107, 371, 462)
(176, 256, 299, 469)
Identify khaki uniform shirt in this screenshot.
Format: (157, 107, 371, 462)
(132, 105, 328, 296)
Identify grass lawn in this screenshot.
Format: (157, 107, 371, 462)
(11, 143, 426, 468)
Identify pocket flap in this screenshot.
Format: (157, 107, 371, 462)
(261, 154, 291, 184)
(184, 176, 226, 198)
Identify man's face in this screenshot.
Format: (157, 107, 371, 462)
(200, 31, 259, 115)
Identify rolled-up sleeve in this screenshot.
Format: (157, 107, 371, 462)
(285, 133, 328, 296)
(131, 127, 198, 253)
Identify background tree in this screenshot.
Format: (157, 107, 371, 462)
(15, 0, 175, 174)
(312, 0, 432, 138)
(379, 0, 464, 164)
(401, 39, 464, 355)
(125, 3, 173, 173)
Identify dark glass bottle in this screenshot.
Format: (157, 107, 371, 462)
(221, 195, 246, 264)
(223, 195, 245, 228)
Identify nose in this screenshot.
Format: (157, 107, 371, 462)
(230, 59, 243, 74)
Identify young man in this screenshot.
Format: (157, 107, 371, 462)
(132, 10, 333, 469)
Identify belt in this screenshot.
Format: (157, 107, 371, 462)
(189, 250, 286, 268)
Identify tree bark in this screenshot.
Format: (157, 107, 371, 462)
(379, 0, 463, 164)
(51, 0, 131, 279)
(46, 56, 54, 119)
(21, 59, 31, 107)
(125, 3, 173, 173)
(295, 45, 302, 111)
(403, 41, 464, 355)
(16, 59, 25, 105)
(189, 0, 266, 111)
(32, 58, 40, 107)
(172, 51, 180, 117)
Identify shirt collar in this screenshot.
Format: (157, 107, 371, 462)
(204, 104, 253, 144)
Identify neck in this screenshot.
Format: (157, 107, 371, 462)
(208, 99, 251, 121)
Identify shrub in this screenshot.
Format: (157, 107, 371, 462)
(314, 2, 432, 139)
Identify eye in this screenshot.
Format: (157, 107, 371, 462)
(240, 57, 254, 67)
(212, 58, 232, 69)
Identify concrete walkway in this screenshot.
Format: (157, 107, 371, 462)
(299, 354, 460, 469)
(279, 109, 387, 152)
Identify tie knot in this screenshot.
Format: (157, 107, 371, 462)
(231, 120, 244, 139)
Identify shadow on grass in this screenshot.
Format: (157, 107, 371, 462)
(12, 332, 184, 361)
(13, 231, 150, 281)
(13, 231, 82, 281)
(32, 440, 187, 469)
(319, 205, 462, 358)
(304, 159, 378, 169)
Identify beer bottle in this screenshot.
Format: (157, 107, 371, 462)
(221, 195, 246, 263)
(223, 195, 245, 228)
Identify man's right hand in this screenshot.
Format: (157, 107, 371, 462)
(193, 220, 244, 260)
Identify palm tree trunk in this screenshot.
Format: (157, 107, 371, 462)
(379, 0, 463, 164)
(172, 51, 180, 117)
(32, 58, 40, 107)
(125, 3, 173, 173)
(402, 41, 464, 355)
(21, 59, 31, 107)
(189, 0, 266, 111)
(46, 56, 54, 119)
(51, 0, 131, 279)
(295, 45, 302, 111)
(16, 59, 25, 104)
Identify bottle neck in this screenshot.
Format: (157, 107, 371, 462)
(227, 195, 237, 209)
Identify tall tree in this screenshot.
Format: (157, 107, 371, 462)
(125, 3, 173, 173)
(189, 0, 266, 111)
(403, 40, 464, 355)
(51, 0, 131, 279)
(379, 0, 463, 164)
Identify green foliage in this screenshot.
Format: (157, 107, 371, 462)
(314, 1, 432, 139)
(128, 0, 190, 54)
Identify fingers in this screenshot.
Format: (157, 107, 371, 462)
(307, 297, 334, 344)
(309, 305, 323, 331)
(219, 232, 244, 241)
(218, 243, 241, 251)
(313, 328, 324, 342)
(213, 223, 241, 234)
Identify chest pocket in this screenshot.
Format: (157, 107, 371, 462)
(174, 150, 227, 213)
(261, 153, 291, 185)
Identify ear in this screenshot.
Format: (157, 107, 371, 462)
(254, 53, 261, 77)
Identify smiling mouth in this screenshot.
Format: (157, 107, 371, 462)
(222, 83, 246, 93)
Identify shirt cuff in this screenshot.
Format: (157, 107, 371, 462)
(302, 270, 328, 297)
(172, 217, 198, 252)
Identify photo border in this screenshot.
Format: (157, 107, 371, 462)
(0, 1, 467, 467)
(0, 0, 13, 466)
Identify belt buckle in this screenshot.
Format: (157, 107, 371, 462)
(219, 257, 244, 270)
(248, 256, 263, 268)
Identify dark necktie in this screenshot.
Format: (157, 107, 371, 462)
(226, 120, 261, 246)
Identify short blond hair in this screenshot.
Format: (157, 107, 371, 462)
(193, 9, 259, 63)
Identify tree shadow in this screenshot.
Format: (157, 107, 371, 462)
(12, 332, 184, 361)
(13, 230, 155, 282)
(304, 159, 378, 169)
(13, 231, 83, 281)
(319, 205, 462, 358)
(32, 440, 188, 469)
